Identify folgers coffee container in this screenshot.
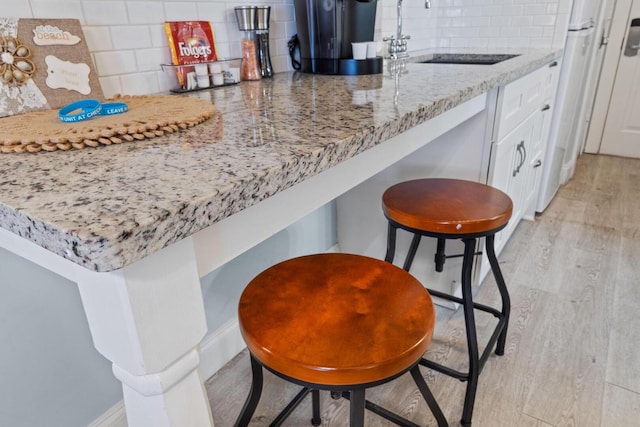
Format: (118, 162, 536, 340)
(165, 21, 218, 87)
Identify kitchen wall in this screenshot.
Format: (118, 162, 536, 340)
(3, 0, 571, 98)
(422, 0, 574, 50)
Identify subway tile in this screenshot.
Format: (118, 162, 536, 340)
(524, 4, 547, 16)
(151, 24, 169, 48)
(502, 5, 524, 16)
(93, 50, 137, 76)
(511, 15, 534, 27)
(83, 1, 128, 26)
(31, 1, 84, 21)
(98, 75, 123, 99)
(491, 15, 511, 27)
(533, 14, 557, 26)
(519, 26, 544, 38)
(211, 22, 232, 44)
(120, 71, 160, 95)
(501, 27, 521, 38)
(127, 1, 166, 24)
(83, 26, 114, 52)
(136, 47, 170, 71)
(110, 25, 152, 50)
(157, 68, 177, 93)
(164, 2, 199, 21)
(196, 3, 227, 23)
(2, 1, 33, 17)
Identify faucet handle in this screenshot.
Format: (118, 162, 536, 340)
(400, 34, 411, 40)
(383, 36, 396, 42)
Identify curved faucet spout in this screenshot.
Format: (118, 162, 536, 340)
(397, 0, 403, 42)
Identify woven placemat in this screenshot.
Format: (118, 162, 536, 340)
(0, 95, 216, 153)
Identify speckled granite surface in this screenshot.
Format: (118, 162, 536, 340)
(0, 48, 560, 272)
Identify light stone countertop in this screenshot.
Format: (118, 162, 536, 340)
(0, 48, 561, 272)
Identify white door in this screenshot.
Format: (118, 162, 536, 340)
(600, 0, 640, 158)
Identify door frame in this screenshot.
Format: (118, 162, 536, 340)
(584, 0, 632, 153)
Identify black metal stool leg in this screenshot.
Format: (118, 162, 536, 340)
(485, 234, 511, 356)
(311, 389, 321, 426)
(349, 389, 366, 427)
(403, 233, 422, 271)
(460, 238, 480, 427)
(234, 354, 264, 427)
(410, 366, 449, 427)
(385, 223, 398, 263)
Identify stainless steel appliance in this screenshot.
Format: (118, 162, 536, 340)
(292, 0, 382, 75)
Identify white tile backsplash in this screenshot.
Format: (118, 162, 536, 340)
(110, 25, 152, 50)
(4, 0, 568, 97)
(31, 1, 84, 20)
(127, 1, 167, 24)
(82, 1, 129, 26)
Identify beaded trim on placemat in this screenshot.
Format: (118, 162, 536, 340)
(0, 94, 216, 153)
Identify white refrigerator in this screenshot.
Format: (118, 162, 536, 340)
(536, 0, 601, 213)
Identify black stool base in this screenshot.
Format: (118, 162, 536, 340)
(385, 222, 511, 427)
(234, 354, 449, 427)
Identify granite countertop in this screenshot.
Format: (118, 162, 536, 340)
(0, 48, 561, 272)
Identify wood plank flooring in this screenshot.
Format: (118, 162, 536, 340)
(204, 154, 640, 426)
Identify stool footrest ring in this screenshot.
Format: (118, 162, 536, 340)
(342, 391, 422, 427)
(420, 313, 508, 379)
(427, 288, 502, 318)
(270, 387, 312, 427)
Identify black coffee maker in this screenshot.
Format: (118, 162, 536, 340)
(292, 0, 382, 75)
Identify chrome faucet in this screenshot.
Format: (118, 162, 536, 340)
(384, 0, 431, 59)
(384, 0, 410, 59)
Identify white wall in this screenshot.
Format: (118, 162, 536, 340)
(3, 0, 570, 98)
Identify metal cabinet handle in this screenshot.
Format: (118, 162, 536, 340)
(542, 104, 551, 111)
(513, 144, 521, 177)
(549, 61, 558, 68)
(513, 141, 525, 177)
(519, 141, 527, 172)
(533, 159, 542, 168)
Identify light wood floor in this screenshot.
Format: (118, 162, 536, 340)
(205, 154, 640, 426)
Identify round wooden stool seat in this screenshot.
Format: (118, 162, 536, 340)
(382, 178, 513, 235)
(238, 253, 435, 387)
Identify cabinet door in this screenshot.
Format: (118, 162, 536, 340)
(489, 120, 531, 252)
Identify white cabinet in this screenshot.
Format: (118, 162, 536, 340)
(488, 60, 560, 254)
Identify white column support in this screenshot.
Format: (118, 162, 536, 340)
(74, 237, 213, 427)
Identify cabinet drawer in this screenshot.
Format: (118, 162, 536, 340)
(496, 62, 556, 140)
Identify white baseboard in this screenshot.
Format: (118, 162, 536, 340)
(199, 317, 246, 380)
(88, 401, 127, 427)
(89, 319, 245, 427)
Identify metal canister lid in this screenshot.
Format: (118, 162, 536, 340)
(234, 6, 257, 31)
(255, 6, 271, 30)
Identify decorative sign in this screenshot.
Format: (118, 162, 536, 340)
(0, 18, 103, 118)
(45, 55, 91, 95)
(32, 25, 81, 46)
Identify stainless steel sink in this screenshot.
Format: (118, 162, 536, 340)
(419, 54, 520, 65)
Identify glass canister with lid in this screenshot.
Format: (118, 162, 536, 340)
(234, 6, 261, 81)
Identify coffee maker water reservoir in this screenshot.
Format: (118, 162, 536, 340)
(293, 0, 382, 75)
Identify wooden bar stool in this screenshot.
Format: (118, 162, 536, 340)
(382, 178, 512, 427)
(234, 253, 448, 427)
